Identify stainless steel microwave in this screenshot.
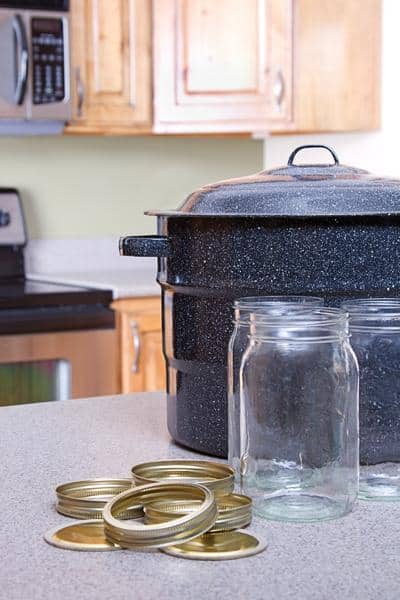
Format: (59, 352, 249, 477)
(0, 0, 70, 134)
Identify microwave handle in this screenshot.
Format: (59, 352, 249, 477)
(13, 15, 28, 105)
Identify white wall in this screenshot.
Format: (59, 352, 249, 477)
(0, 136, 261, 239)
(264, 0, 398, 176)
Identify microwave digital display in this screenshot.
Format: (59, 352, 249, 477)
(32, 17, 62, 35)
(0, 1, 68, 10)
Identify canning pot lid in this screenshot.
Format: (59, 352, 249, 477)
(145, 145, 400, 218)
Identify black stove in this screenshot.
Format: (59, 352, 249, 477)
(0, 189, 114, 334)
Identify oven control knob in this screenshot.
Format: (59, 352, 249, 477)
(0, 211, 10, 227)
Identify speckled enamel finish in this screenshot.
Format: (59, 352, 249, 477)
(153, 215, 400, 457)
(121, 147, 400, 457)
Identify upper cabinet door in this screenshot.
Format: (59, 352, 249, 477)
(292, 0, 381, 132)
(153, 0, 293, 134)
(69, 0, 152, 132)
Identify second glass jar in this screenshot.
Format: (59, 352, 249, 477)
(343, 298, 400, 501)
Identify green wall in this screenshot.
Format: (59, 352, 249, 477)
(0, 136, 262, 239)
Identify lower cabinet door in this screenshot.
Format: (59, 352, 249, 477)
(0, 328, 119, 405)
(116, 298, 166, 393)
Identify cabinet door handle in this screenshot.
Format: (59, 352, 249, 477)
(130, 320, 141, 374)
(75, 66, 85, 117)
(272, 69, 285, 109)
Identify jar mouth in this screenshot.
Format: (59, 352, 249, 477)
(342, 298, 400, 331)
(249, 308, 348, 342)
(234, 296, 323, 311)
(250, 307, 346, 327)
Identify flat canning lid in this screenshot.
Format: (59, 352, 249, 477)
(44, 520, 121, 552)
(146, 145, 400, 218)
(131, 459, 234, 497)
(161, 530, 267, 561)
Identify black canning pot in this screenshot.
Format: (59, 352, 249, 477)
(120, 145, 400, 457)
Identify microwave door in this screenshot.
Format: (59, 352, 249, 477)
(0, 12, 28, 118)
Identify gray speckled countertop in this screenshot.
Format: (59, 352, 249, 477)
(1, 393, 400, 600)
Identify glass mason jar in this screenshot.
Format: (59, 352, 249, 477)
(343, 298, 400, 501)
(240, 308, 359, 522)
(228, 296, 323, 478)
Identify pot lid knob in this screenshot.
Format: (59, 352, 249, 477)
(287, 144, 339, 166)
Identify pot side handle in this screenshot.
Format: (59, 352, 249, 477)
(119, 235, 170, 257)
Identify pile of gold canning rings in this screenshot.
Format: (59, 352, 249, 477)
(44, 459, 266, 560)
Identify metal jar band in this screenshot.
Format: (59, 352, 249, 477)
(55, 478, 133, 520)
(131, 460, 234, 497)
(144, 493, 252, 532)
(103, 481, 218, 549)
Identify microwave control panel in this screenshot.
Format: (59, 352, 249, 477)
(31, 17, 65, 105)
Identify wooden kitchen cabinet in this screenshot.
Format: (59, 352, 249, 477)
(0, 329, 119, 401)
(67, 0, 381, 135)
(68, 0, 152, 133)
(291, 0, 381, 133)
(152, 0, 293, 134)
(112, 297, 165, 393)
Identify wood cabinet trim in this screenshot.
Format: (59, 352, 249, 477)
(111, 296, 161, 314)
